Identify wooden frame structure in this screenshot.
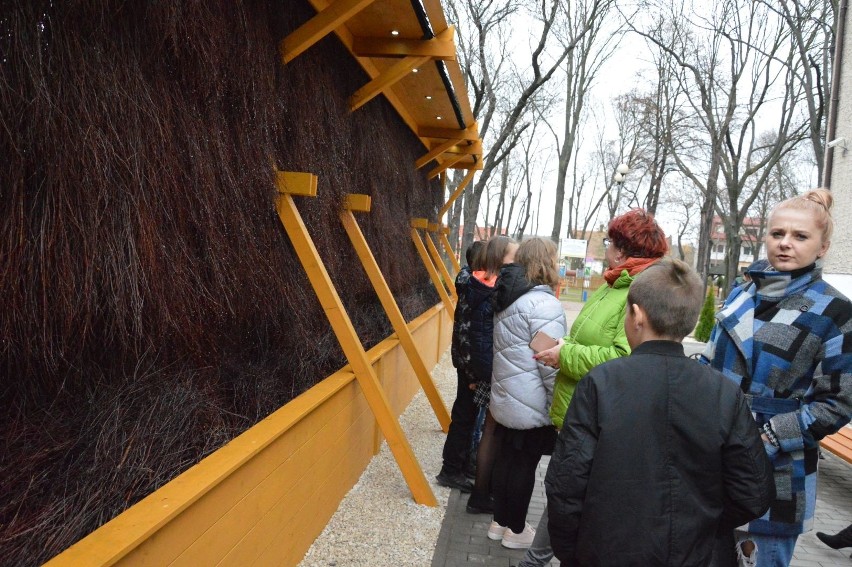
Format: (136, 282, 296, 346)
(275, 173, 436, 506)
(281, 0, 485, 265)
(45, 1, 485, 563)
(340, 193, 451, 433)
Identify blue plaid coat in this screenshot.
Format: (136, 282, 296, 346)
(702, 264, 852, 536)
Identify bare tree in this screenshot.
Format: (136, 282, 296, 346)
(664, 177, 701, 261)
(547, 0, 621, 243)
(629, 6, 725, 282)
(757, 0, 835, 183)
(631, 0, 808, 288)
(447, 0, 610, 253)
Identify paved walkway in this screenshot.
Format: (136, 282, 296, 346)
(432, 300, 852, 566)
(432, 453, 852, 567)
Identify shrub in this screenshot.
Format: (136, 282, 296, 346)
(694, 287, 717, 343)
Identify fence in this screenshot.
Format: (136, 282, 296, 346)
(45, 304, 452, 566)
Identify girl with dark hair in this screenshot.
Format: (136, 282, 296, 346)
(437, 240, 486, 492)
(437, 236, 517, 492)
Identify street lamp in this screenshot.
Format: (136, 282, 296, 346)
(613, 162, 630, 183)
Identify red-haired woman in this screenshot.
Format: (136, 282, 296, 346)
(520, 209, 667, 565)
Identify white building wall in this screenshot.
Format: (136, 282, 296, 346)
(825, 3, 852, 297)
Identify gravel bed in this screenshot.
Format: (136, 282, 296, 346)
(298, 349, 457, 567)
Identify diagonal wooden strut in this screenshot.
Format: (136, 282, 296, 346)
(350, 55, 431, 111)
(411, 219, 455, 319)
(425, 224, 457, 301)
(340, 198, 450, 433)
(439, 228, 461, 274)
(350, 27, 455, 112)
(439, 167, 476, 220)
(276, 179, 436, 506)
(280, 0, 378, 64)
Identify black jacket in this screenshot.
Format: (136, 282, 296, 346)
(493, 263, 534, 312)
(466, 273, 498, 384)
(545, 341, 774, 567)
(450, 265, 473, 371)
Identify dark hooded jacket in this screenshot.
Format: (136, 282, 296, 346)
(465, 271, 498, 385)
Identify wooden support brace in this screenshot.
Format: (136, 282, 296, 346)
(415, 137, 463, 170)
(411, 220, 455, 319)
(442, 139, 482, 156)
(439, 230, 461, 274)
(339, 201, 450, 432)
(349, 27, 454, 112)
(350, 55, 431, 111)
(447, 159, 483, 171)
(344, 193, 372, 212)
(424, 227, 457, 301)
(276, 171, 318, 196)
(438, 167, 475, 219)
(352, 30, 456, 59)
(275, 188, 436, 506)
(280, 0, 378, 64)
(428, 152, 467, 179)
(418, 122, 479, 141)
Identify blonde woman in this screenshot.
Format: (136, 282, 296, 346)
(703, 189, 852, 566)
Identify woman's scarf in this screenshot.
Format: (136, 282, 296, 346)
(603, 256, 661, 286)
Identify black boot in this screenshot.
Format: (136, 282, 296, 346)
(816, 524, 852, 550)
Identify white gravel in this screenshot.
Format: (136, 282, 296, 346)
(298, 348, 458, 567)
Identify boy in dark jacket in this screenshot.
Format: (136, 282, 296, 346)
(544, 258, 774, 566)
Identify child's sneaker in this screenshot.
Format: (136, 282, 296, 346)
(487, 521, 507, 540)
(501, 522, 535, 549)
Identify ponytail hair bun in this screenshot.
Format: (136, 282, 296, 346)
(772, 187, 834, 242)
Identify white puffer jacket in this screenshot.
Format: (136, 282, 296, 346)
(490, 284, 567, 430)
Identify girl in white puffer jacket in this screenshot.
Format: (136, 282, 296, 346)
(486, 238, 566, 550)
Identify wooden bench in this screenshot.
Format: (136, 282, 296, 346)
(821, 425, 852, 464)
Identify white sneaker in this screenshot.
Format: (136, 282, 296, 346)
(487, 521, 507, 540)
(501, 522, 535, 549)
(736, 540, 757, 567)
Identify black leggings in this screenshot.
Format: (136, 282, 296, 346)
(491, 423, 555, 534)
(470, 409, 499, 503)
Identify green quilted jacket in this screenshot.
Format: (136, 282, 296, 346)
(549, 271, 633, 428)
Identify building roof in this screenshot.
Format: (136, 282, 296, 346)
(283, 0, 482, 177)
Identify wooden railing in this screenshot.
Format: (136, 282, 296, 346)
(45, 304, 452, 567)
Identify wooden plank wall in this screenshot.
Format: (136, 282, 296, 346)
(45, 304, 452, 567)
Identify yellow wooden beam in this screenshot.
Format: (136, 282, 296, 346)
(352, 35, 456, 59)
(428, 153, 467, 179)
(424, 229, 457, 301)
(340, 208, 451, 432)
(275, 171, 318, 196)
(415, 136, 463, 170)
(438, 167, 475, 219)
(447, 160, 483, 171)
(439, 230, 461, 273)
(344, 193, 372, 212)
(418, 122, 479, 141)
(442, 139, 482, 156)
(280, 0, 378, 64)
(349, 27, 454, 112)
(411, 224, 455, 319)
(350, 54, 431, 111)
(411, 217, 429, 229)
(275, 192, 436, 506)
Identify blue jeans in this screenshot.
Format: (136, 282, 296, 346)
(735, 531, 798, 567)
